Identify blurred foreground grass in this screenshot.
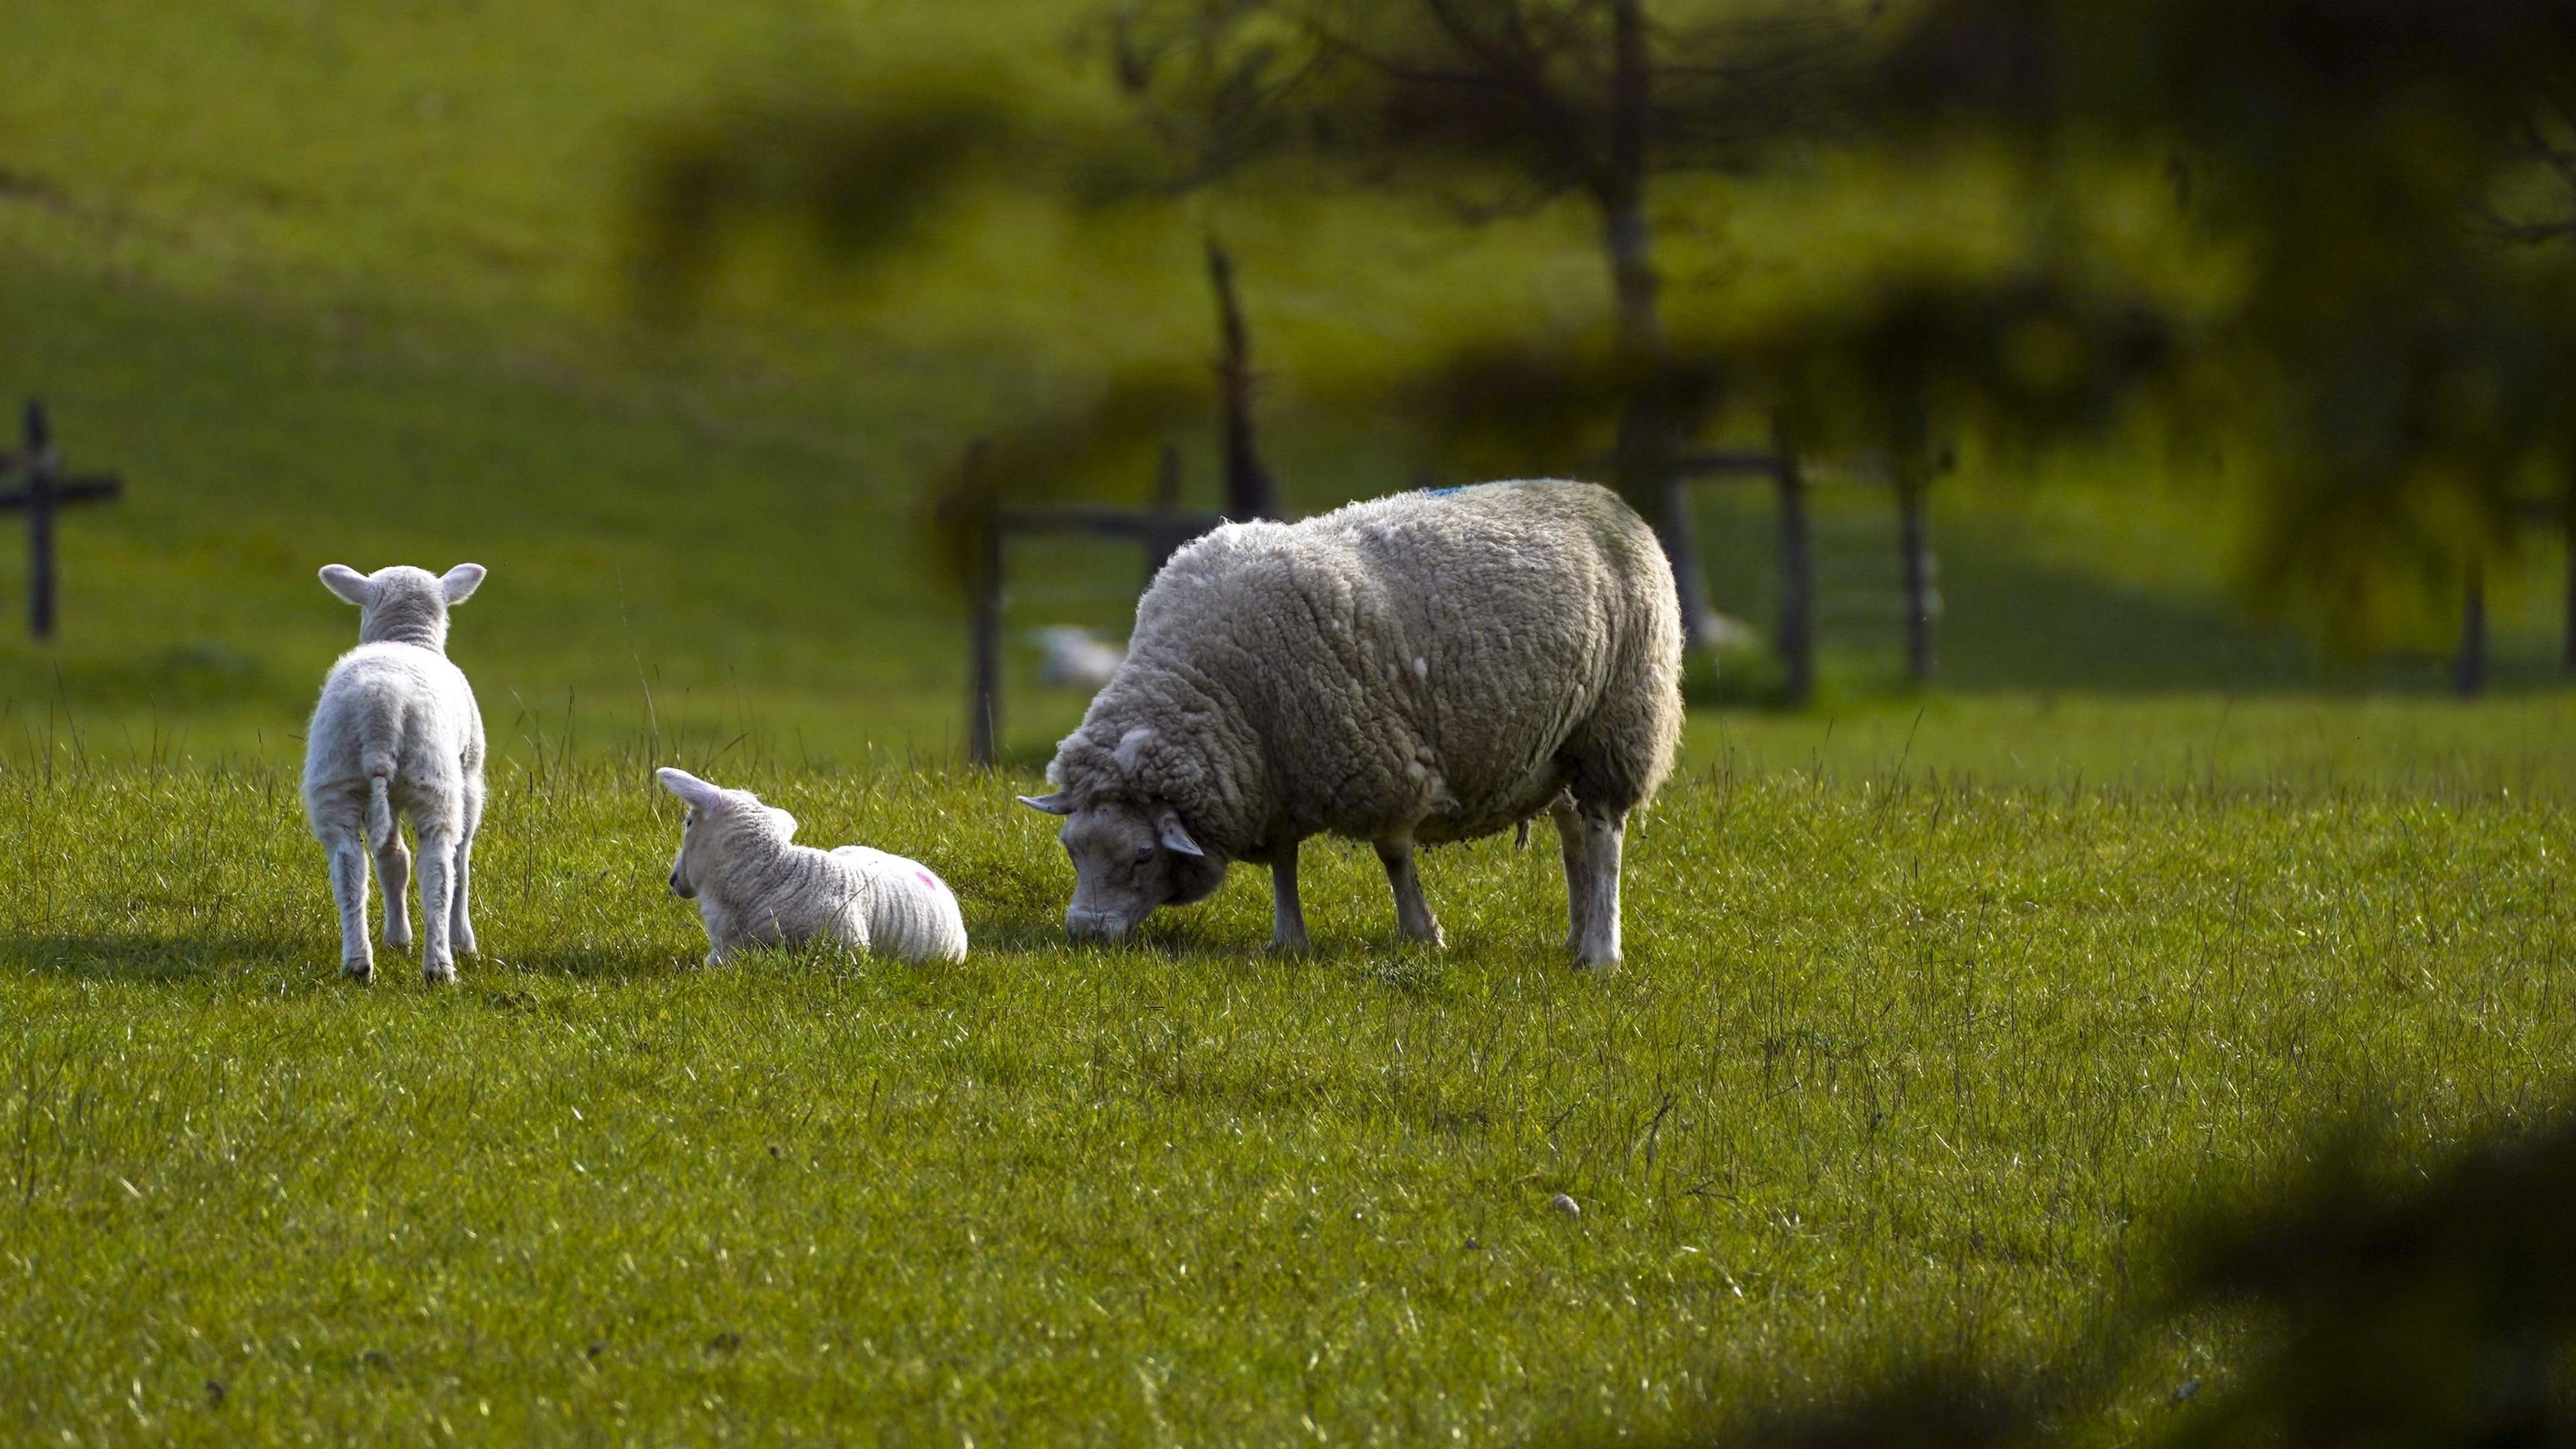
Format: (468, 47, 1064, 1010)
(5, 747, 2574, 1442)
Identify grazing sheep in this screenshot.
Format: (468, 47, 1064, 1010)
(302, 563, 489, 985)
(1031, 625, 1125, 690)
(1019, 480, 1681, 967)
(655, 768, 968, 965)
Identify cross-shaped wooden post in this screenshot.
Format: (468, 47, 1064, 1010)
(0, 400, 123, 640)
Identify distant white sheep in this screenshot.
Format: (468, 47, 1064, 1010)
(655, 767, 968, 965)
(1032, 626, 1125, 690)
(302, 563, 489, 985)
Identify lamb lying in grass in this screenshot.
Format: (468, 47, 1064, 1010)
(302, 563, 488, 985)
(655, 768, 968, 965)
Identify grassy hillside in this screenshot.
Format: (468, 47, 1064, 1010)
(4, 0, 2569, 774)
(5, 755, 2573, 1443)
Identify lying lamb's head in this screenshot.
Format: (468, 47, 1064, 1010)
(655, 767, 798, 900)
(319, 563, 486, 651)
(1017, 790, 1224, 942)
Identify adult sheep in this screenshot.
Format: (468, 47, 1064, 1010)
(1018, 480, 1681, 967)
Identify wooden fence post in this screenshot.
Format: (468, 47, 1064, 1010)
(1774, 441, 1815, 706)
(1896, 462, 1937, 686)
(25, 400, 56, 641)
(2563, 477, 2576, 675)
(961, 441, 1002, 766)
(1206, 237, 1279, 521)
(2455, 557, 2487, 700)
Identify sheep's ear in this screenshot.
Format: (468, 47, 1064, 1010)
(767, 806, 800, 841)
(440, 564, 487, 604)
(318, 565, 374, 607)
(1112, 727, 1156, 773)
(655, 767, 723, 808)
(1018, 792, 1076, 816)
(1154, 806, 1205, 857)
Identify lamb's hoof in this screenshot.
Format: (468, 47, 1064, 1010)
(1573, 951, 1621, 975)
(384, 929, 411, 952)
(1267, 933, 1311, 955)
(342, 959, 375, 985)
(1401, 925, 1448, 949)
(453, 932, 478, 957)
(421, 962, 456, 987)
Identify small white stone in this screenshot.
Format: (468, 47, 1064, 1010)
(1550, 1192, 1581, 1218)
(1413, 656, 1428, 679)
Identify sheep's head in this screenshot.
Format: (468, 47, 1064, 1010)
(655, 767, 798, 901)
(1017, 790, 1223, 943)
(319, 563, 486, 651)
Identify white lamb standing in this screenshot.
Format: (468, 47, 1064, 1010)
(655, 767, 968, 965)
(1019, 480, 1682, 967)
(301, 563, 489, 985)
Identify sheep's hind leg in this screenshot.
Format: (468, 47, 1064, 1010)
(1374, 834, 1444, 947)
(325, 822, 375, 983)
(415, 828, 460, 985)
(1269, 837, 1310, 954)
(375, 830, 413, 953)
(1572, 806, 1627, 970)
(1550, 796, 1592, 957)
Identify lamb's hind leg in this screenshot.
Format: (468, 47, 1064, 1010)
(375, 830, 412, 953)
(323, 820, 375, 983)
(1549, 795, 1592, 956)
(1375, 833, 1444, 947)
(449, 776, 482, 957)
(415, 827, 460, 985)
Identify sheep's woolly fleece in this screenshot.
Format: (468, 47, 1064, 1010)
(657, 769, 968, 965)
(1049, 480, 1683, 857)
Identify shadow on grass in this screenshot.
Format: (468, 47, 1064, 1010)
(3, 934, 689, 985)
(1, 934, 317, 982)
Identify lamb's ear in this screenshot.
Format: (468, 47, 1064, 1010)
(1018, 792, 1076, 816)
(767, 807, 799, 842)
(440, 564, 487, 604)
(655, 767, 723, 808)
(318, 565, 374, 607)
(1154, 806, 1205, 857)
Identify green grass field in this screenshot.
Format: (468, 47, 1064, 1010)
(5, 743, 2573, 1444)
(7, 0, 2576, 1440)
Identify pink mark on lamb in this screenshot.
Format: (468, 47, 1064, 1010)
(917, 867, 947, 895)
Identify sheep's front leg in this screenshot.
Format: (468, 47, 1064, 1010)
(1550, 796, 1592, 956)
(1269, 838, 1310, 954)
(416, 828, 460, 985)
(327, 830, 376, 983)
(1375, 834, 1444, 947)
(449, 778, 482, 957)
(1573, 806, 1626, 970)
(375, 830, 412, 953)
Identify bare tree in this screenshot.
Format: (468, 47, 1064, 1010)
(1101, 0, 1868, 644)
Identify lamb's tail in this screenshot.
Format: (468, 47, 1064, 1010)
(364, 765, 394, 853)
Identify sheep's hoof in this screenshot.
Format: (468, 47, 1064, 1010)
(1573, 951, 1621, 975)
(452, 930, 478, 957)
(1400, 924, 1447, 949)
(421, 962, 456, 986)
(1267, 932, 1311, 955)
(341, 959, 374, 985)
(383, 926, 412, 951)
